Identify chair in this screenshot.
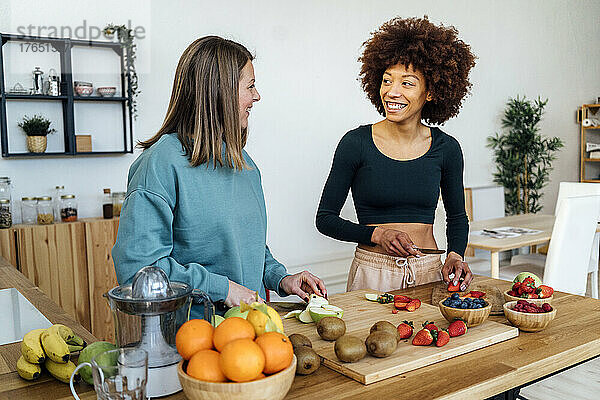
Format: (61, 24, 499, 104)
(510, 182, 600, 298)
(500, 195, 600, 296)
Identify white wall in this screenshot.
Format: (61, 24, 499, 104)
(1, 1, 599, 283)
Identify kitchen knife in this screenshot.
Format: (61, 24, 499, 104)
(415, 248, 446, 254)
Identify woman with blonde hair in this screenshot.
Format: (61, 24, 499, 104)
(113, 36, 326, 316)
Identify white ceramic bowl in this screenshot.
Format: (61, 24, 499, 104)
(97, 87, 116, 97)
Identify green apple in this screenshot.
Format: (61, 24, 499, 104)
(513, 272, 542, 287)
(224, 306, 249, 319)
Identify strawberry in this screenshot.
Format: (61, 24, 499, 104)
(537, 285, 554, 298)
(405, 298, 421, 312)
(394, 295, 412, 303)
(512, 281, 522, 291)
(397, 320, 414, 339)
(522, 284, 535, 294)
(435, 330, 450, 347)
(447, 282, 461, 292)
(447, 320, 467, 337)
(422, 320, 438, 332)
(412, 328, 433, 346)
(468, 291, 486, 298)
(392, 309, 399, 314)
(507, 290, 518, 296)
(394, 301, 409, 310)
(523, 276, 535, 285)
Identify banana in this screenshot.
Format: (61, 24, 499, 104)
(16, 355, 42, 380)
(45, 358, 79, 384)
(21, 329, 46, 364)
(48, 324, 75, 343)
(67, 344, 84, 353)
(66, 334, 86, 348)
(41, 329, 70, 363)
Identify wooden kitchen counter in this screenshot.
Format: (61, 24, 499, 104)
(2, 255, 599, 399)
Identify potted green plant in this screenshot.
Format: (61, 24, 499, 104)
(487, 96, 564, 215)
(18, 114, 56, 153)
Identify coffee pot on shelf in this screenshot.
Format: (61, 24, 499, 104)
(104, 266, 214, 397)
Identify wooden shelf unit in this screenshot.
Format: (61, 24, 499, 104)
(579, 104, 600, 182)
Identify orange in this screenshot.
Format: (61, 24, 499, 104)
(219, 338, 265, 382)
(213, 317, 255, 352)
(176, 319, 214, 360)
(255, 332, 294, 374)
(186, 349, 227, 382)
(253, 373, 266, 381)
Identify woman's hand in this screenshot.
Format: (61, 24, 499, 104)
(371, 227, 421, 257)
(441, 252, 473, 291)
(224, 280, 264, 307)
(280, 271, 327, 302)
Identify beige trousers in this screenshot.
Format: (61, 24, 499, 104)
(346, 247, 443, 292)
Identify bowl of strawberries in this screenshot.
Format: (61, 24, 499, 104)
(503, 300, 557, 332)
(504, 275, 554, 306)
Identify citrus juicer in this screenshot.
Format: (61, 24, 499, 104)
(105, 266, 214, 397)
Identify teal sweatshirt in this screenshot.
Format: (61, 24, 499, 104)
(112, 133, 290, 316)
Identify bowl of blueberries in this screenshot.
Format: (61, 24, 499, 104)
(439, 293, 492, 327)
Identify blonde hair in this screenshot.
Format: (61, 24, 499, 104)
(139, 36, 252, 169)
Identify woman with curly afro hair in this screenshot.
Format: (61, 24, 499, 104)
(316, 17, 476, 293)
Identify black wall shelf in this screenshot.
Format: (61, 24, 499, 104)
(0, 33, 134, 157)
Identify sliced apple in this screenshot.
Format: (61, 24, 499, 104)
(365, 293, 378, 301)
(308, 304, 344, 323)
(283, 310, 302, 319)
(297, 308, 314, 323)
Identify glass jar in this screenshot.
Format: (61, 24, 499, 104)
(112, 191, 125, 217)
(0, 177, 12, 203)
(21, 197, 37, 224)
(60, 194, 78, 222)
(37, 196, 54, 225)
(102, 188, 113, 219)
(53, 185, 64, 221)
(0, 199, 12, 228)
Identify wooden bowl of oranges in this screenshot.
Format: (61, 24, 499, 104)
(176, 317, 296, 400)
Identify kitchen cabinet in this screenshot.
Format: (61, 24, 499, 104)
(0, 217, 119, 340)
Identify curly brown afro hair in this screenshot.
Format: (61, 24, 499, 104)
(359, 16, 476, 125)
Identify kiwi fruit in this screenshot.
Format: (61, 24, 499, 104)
(317, 316, 346, 341)
(294, 346, 320, 375)
(334, 335, 367, 363)
(365, 331, 397, 358)
(370, 321, 401, 342)
(289, 333, 312, 349)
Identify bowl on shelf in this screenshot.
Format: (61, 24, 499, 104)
(503, 301, 557, 332)
(503, 290, 553, 306)
(75, 85, 93, 96)
(177, 354, 296, 400)
(97, 87, 117, 97)
(438, 298, 492, 327)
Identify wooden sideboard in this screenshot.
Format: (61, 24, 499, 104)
(0, 217, 119, 341)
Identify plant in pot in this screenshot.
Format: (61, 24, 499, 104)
(487, 96, 564, 215)
(18, 115, 56, 153)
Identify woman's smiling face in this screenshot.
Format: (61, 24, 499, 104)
(238, 60, 261, 129)
(379, 63, 431, 124)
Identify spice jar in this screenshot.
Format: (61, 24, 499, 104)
(112, 191, 125, 217)
(21, 197, 37, 224)
(60, 194, 78, 222)
(102, 188, 113, 219)
(37, 196, 54, 225)
(0, 199, 12, 228)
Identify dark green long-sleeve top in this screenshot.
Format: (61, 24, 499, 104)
(316, 124, 469, 257)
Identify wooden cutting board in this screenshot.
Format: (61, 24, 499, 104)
(431, 281, 505, 315)
(283, 289, 518, 385)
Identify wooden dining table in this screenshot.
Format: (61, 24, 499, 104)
(468, 214, 558, 279)
(2, 255, 600, 400)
